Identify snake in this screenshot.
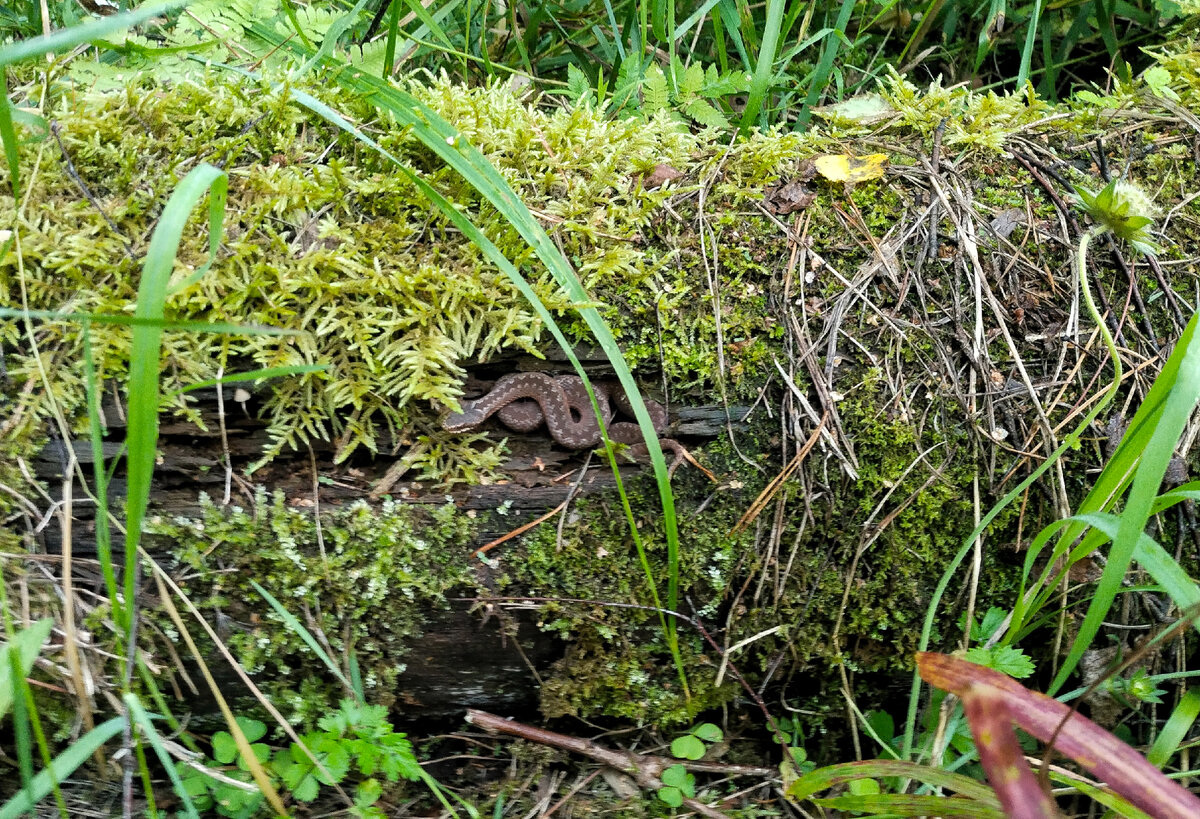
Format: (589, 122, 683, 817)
(442, 372, 672, 451)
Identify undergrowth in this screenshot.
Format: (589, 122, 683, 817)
(3, 3, 1200, 818)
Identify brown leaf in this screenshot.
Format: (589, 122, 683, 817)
(990, 207, 1025, 240)
(764, 179, 817, 215)
(640, 164, 684, 190)
(960, 684, 1060, 819)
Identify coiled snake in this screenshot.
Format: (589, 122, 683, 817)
(443, 372, 684, 470)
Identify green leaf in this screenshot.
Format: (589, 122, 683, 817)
(643, 65, 670, 113)
(0, 619, 53, 720)
(237, 716, 267, 744)
(610, 56, 642, 112)
(683, 98, 729, 129)
(178, 365, 328, 394)
(788, 746, 812, 769)
(691, 723, 723, 743)
(961, 607, 1007, 641)
(311, 734, 352, 784)
(376, 734, 421, 781)
(212, 781, 263, 818)
(963, 646, 1035, 679)
(671, 735, 707, 760)
(658, 785, 683, 807)
(988, 646, 1035, 679)
(178, 765, 212, 798)
(0, 717, 125, 819)
(681, 61, 705, 98)
(1142, 66, 1179, 100)
(356, 778, 383, 807)
(213, 732, 239, 765)
(239, 743, 271, 771)
(660, 764, 696, 800)
(291, 770, 321, 803)
(662, 764, 690, 788)
(848, 778, 881, 795)
(864, 710, 894, 744)
(566, 63, 592, 105)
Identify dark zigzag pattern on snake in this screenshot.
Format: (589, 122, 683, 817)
(442, 372, 668, 449)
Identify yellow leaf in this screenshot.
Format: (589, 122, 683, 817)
(813, 153, 889, 184)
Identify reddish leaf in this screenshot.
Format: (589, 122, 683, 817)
(918, 652, 1200, 819)
(960, 683, 1059, 819)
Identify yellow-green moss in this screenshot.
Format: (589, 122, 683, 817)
(0, 65, 1101, 482)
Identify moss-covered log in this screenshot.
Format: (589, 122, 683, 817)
(4, 59, 1200, 750)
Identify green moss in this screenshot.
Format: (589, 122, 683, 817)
(0, 66, 1106, 480)
(148, 489, 476, 725)
(0, 75, 704, 476)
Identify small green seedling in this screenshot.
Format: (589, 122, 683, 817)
(1105, 667, 1167, 706)
(659, 723, 723, 807)
(177, 717, 268, 819)
(669, 722, 723, 760)
(772, 716, 815, 772)
(175, 701, 423, 819)
(657, 764, 696, 808)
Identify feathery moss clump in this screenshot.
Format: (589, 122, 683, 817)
(0, 74, 702, 475)
(1, 65, 1068, 480)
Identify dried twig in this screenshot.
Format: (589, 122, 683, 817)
(467, 709, 773, 818)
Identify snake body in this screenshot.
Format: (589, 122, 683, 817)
(443, 372, 669, 449)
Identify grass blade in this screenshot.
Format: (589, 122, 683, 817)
(123, 694, 200, 819)
(0, 619, 53, 721)
(81, 325, 122, 625)
(0, 717, 125, 819)
(795, 0, 856, 128)
(383, 0, 400, 77)
(121, 164, 227, 630)
(152, 573, 288, 815)
(0, 1, 190, 67)
(0, 69, 20, 196)
(738, 0, 784, 130)
(1016, 0, 1043, 88)
(1050, 321, 1200, 693)
(249, 580, 356, 695)
(177, 364, 329, 394)
(0, 307, 302, 335)
(1071, 513, 1200, 622)
(789, 758, 1002, 804)
(1147, 688, 1200, 769)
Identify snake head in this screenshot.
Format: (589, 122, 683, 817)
(441, 398, 484, 432)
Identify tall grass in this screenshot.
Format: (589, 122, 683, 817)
(356, 0, 1169, 116)
(0, 163, 308, 817)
